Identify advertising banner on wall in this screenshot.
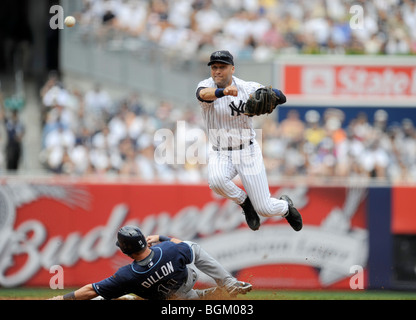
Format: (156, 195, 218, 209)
(0, 181, 368, 289)
(281, 61, 416, 105)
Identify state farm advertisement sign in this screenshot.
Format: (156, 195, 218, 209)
(0, 181, 368, 289)
(283, 64, 416, 98)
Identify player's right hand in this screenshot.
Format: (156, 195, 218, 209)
(146, 235, 160, 246)
(224, 85, 238, 97)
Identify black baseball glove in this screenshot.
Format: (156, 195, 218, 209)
(244, 86, 285, 117)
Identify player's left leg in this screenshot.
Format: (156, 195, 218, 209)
(173, 264, 201, 300)
(184, 241, 252, 296)
(237, 142, 303, 231)
(236, 142, 288, 218)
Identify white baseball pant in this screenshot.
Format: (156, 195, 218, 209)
(207, 140, 288, 217)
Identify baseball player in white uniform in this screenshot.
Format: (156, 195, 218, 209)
(196, 50, 302, 231)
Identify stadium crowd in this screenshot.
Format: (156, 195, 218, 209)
(73, 0, 416, 60)
(37, 73, 416, 183)
(3, 0, 415, 183)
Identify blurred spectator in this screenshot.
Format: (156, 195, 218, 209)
(393, 118, 416, 182)
(373, 109, 389, 133)
(92, 124, 119, 150)
(279, 109, 305, 143)
(192, 0, 223, 36)
(84, 83, 112, 123)
(350, 112, 372, 141)
(335, 130, 365, 177)
(304, 110, 326, 146)
(1, 109, 25, 171)
(69, 139, 91, 175)
(43, 123, 76, 173)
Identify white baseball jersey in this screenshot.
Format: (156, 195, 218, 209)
(196, 76, 262, 149)
(196, 76, 288, 218)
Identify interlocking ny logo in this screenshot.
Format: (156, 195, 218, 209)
(229, 100, 245, 116)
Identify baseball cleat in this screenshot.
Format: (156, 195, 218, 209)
(226, 281, 253, 296)
(280, 195, 303, 231)
(240, 196, 260, 231)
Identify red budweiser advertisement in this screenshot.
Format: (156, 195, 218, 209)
(281, 57, 416, 105)
(0, 179, 367, 289)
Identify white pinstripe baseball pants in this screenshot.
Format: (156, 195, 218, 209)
(208, 140, 288, 218)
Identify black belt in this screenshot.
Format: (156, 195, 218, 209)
(213, 140, 253, 151)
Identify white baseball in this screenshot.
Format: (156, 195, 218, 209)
(64, 16, 76, 28)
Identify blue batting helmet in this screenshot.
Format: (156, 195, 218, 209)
(116, 225, 147, 255)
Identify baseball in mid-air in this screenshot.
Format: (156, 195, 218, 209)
(64, 16, 76, 28)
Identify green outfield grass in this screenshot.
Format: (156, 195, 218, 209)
(1, 288, 416, 300)
(245, 289, 416, 300)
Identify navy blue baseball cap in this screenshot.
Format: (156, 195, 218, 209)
(208, 50, 234, 66)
